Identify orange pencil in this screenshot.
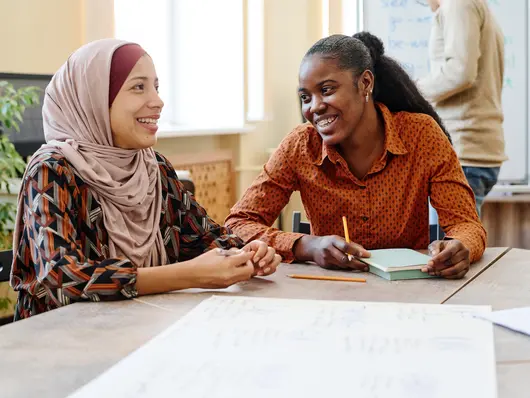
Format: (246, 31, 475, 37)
(287, 274, 366, 283)
(342, 215, 352, 261)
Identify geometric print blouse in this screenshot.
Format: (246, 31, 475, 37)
(10, 150, 243, 321)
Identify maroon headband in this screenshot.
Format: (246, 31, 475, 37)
(109, 43, 146, 106)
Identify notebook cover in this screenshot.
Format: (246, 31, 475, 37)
(360, 248, 433, 272)
(368, 265, 438, 281)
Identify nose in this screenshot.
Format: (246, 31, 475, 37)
(149, 90, 164, 111)
(309, 95, 325, 114)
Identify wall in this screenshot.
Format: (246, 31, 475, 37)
(0, 0, 114, 74)
(0, 0, 83, 74)
(0, 0, 322, 229)
(238, 0, 322, 229)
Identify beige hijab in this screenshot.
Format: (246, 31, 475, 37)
(13, 38, 167, 268)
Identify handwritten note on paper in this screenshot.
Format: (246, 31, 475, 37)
(68, 297, 497, 398)
(476, 306, 530, 336)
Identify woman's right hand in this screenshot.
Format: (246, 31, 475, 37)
(191, 248, 256, 289)
(294, 235, 370, 270)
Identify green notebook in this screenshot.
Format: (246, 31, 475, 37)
(358, 249, 437, 281)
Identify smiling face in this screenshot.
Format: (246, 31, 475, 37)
(298, 54, 374, 146)
(109, 55, 163, 149)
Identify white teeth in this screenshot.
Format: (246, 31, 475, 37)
(317, 116, 337, 127)
(137, 118, 158, 124)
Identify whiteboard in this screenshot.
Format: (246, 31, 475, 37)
(361, 0, 528, 183)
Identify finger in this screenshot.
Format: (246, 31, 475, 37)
(438, 260, 469, 278)
(343, 257, 370, 271)
(427, 240, 444, 256)
(325, 245, 353, 269)
(226, 251, 255, 267)
(444, 268, 469, 280)
(261, 254, 282, 276)
(249, 241, 268, 263)
(427, 243, 460, 269)
(258, 247, 276, 268)
(422, 248, 466, 273)
(332, 237, 370, 258)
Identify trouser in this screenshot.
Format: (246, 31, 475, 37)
(462, 166, 501, 217)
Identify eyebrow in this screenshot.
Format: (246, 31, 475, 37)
(127, 76, 159, 83)
(298, 79, 338, 93)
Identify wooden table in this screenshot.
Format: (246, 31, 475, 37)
(445, 248, 530, 398)
(0, 247, 523, 398)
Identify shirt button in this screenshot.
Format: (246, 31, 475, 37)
(362, 216, 369, 222)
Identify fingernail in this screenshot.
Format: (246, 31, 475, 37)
(259, 260, 266, 267)
(421, 267, 427, 272)
(427, 261, 434, 267)
(264, 267, 271, 273)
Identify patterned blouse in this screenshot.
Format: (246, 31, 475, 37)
(226, 103, 486, 263)
(11, 150, 244, 320)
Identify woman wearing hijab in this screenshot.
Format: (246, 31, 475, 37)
(10, 39, 281, 320)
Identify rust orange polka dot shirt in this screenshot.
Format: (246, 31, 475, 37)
(226, 103, 486, 263)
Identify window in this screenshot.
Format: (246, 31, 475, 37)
(114, 0, 263, 133)
(321, 0, 361, 36)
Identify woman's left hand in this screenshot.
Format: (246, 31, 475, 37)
(241, 240, 282, 276)
(421, 239, 470, 279)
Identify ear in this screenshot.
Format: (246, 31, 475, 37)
(357, 70, 375, 97)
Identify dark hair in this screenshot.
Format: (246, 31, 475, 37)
(304, 32, 451, 143)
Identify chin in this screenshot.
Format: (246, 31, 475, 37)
(319, 131, 345, 146)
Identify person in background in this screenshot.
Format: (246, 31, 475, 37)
(10, 39, 281, 321)
(226, 32, 486, 280)
(416, 0, 506, 216)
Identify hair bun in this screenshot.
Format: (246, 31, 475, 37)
(352, 31, 384, 64)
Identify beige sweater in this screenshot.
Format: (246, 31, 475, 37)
(417, 0, 506, 167)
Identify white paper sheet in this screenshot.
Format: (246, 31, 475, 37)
(69, 296, 497, 398)
(475, 306, 530, 336)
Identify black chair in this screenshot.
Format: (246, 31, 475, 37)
(180, 178, 196, 195)
(0, 250, 13, 283)
(292, 211, 310, 234)
(292, 211, 443, 243)
(0, 250, 14, 326)
(175, 170, 196, 195)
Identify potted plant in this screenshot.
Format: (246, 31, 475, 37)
(0, 81, 41, 319)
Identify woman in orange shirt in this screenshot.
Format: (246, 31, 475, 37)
(226, 32, 486, 279)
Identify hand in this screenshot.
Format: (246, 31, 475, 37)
(422, 239, 470, 279)
(240, 240, 282, 276)
(191, 248, 256, 289)
(295, 235, 370, 271)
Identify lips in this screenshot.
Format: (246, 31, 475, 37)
(136, 117, 159, 134)
(314, 115, 338, 134)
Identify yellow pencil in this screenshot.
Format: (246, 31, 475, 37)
(342, 215, 352, 261)
(287, 274, 366, 283)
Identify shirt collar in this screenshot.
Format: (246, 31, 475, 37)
(314, 102, 408, 166)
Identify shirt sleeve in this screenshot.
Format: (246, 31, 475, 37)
(416, 0, 482, 103)
(425, 117, 487, 262)
(225, 130, 306, 262)
(16, 160, 138, 305)
(157, 154, 245, 262)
